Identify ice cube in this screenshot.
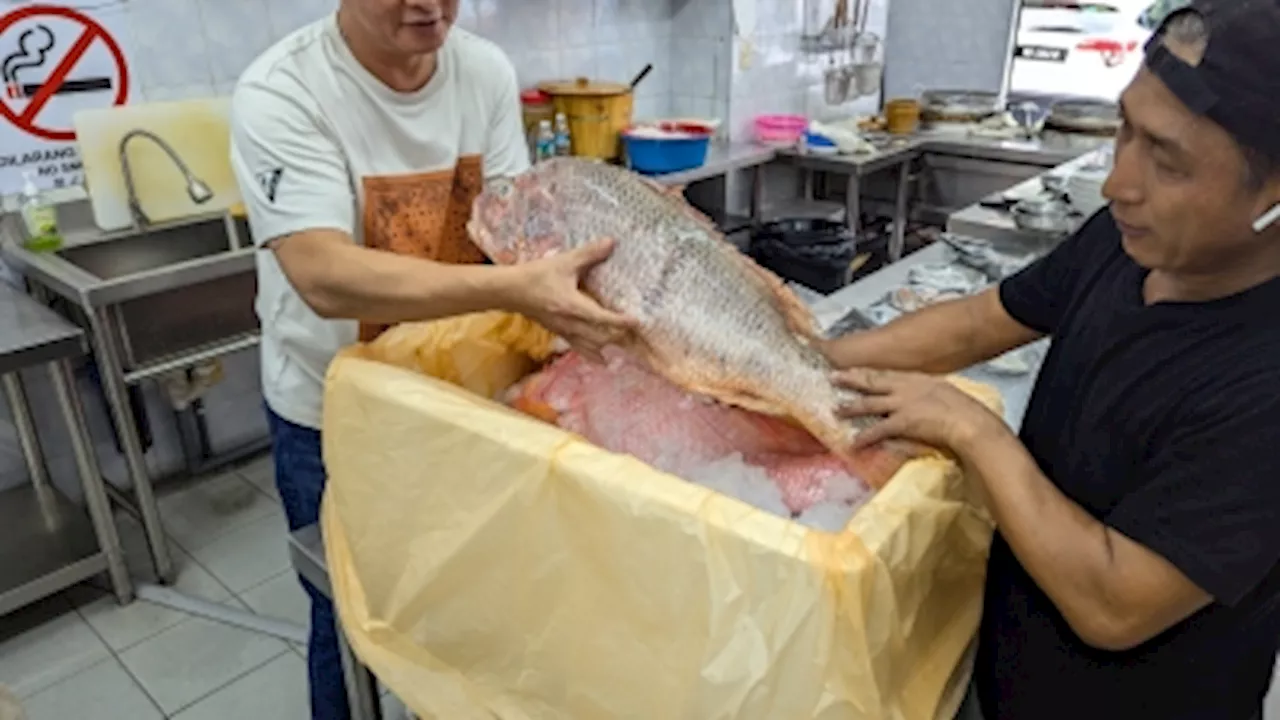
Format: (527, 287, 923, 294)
(687, 454, 791, 519)
(795, 501, 856, 533)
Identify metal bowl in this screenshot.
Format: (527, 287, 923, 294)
(1041, 173, 1070, 196)
(1011, 197, 1074, 234)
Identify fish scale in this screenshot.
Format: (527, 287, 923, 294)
(469, 157, 909, 488)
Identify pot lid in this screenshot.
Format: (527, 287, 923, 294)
(538, 77, 631, 96)
(520, 89, 551, 104)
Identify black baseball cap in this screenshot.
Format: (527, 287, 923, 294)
(1143, 0, 1280, 163)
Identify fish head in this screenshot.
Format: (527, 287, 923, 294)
(468, 163, 571, 265)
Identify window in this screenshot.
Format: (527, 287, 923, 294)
(1006, 0, 1167, 104)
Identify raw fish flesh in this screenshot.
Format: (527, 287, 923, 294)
(468, 157, 917, 488)
(507, 350, 886, 516)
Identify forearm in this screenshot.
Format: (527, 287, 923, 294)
(282, 238, 523, 322)
(961, 430, 1142, 648)
(826, 290, 1037, 373)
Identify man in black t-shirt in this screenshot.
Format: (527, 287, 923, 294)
(822, 2, 1280, 718)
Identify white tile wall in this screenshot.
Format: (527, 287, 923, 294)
(124, 0, 675, 118)
(727, 0, 889, 142)
(670, 0, 732, 122)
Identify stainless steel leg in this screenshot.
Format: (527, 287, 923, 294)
(890, 160, 911, 262)
(49, 359, 133, 605)
(89, 307, 175, 583)
(2, 372, 53, 502)
(339, 628, 383, 720)
(803, 168, 815, 201)
(845, 173, 862, 238)
(750, 164, 764, 222)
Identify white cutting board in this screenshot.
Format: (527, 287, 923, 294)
(73, 98, 242, 231)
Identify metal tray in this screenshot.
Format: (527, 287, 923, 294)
(920, 90, 1000, 122)
(1046, 99, 1122, 134)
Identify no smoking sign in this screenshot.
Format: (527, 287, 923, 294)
(0, 3, 130, 142)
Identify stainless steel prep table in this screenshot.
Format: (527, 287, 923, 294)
(779, 132, 1111, 264)
(0, 280, 132, 616)
(947, 148, 1108, 246)
(779, 140, 921, 263)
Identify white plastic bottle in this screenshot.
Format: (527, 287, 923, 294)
(553, 112, 572, 157)
(535, 119, 556, 162)
(18, 171, 61, 252)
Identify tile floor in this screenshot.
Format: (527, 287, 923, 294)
(1, 453, 1277, 719)
(0, 455, 411, 720)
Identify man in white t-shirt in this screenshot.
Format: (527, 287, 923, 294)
(229, 1, 633, 717)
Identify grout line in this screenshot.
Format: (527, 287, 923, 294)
(163, 647, 293, 718)
(235, 568, 296, 600)
(14, 655, 114, 704)
(72, 607, 169, 719)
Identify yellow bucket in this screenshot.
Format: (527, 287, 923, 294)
(538, 77, 634, 161)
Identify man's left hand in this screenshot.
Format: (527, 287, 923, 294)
(833, 368, 1009, 453)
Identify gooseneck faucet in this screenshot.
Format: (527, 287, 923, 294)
(118, 129, 214, 229)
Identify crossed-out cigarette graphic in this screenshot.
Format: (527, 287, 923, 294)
(2, 23, 113, 100)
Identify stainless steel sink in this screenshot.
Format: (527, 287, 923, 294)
(2, 187, 267, 587)
(3, 199, 259, 371)
(59, 223, 234, 280)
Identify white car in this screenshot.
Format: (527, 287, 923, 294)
(1008, 0, 1175, 101)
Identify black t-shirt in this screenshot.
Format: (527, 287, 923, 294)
(976, 208, 1280, 720)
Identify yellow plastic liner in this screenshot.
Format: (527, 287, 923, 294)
(321, 312, 999, 720)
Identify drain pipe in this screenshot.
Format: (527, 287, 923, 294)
(136, 583, 309, 645)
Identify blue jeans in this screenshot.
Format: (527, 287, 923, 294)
(267, 409, 350, 720)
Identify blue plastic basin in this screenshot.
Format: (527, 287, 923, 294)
(623, 133, 711, 176)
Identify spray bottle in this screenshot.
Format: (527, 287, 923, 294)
(18, 172, 62, 252)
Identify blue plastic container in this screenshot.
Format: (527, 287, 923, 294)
(623, 131, 711, 176)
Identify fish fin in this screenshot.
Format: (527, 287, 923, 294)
(639, 176, 687, 199)
(670, 371, 793, 418)
(838, 439, 937, 490)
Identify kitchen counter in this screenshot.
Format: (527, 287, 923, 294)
(780, 130, 1111, 173)
(775, 131, 1110, 264)
(813, 241, 1052, 432)
(650, 142, 777, 187)
(946, 148, 1108, 248)
(0, 277, 85, 376)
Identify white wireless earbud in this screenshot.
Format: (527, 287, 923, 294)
(1252, 202, 1280, 233)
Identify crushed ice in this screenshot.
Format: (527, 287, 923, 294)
(652, 447, 868, 533)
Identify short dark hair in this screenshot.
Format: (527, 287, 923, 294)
(1159, 9, 1277, 188)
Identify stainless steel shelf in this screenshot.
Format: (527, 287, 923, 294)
(0, 484, 110, 616)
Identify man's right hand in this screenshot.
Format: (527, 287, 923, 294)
(507, 239, 639, 362)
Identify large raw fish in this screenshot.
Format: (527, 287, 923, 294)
(468, 157, 911, 488)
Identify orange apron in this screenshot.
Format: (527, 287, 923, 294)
(357, 155, 486, 342)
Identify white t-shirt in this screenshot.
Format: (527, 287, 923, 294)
(230, 15, 530, 430)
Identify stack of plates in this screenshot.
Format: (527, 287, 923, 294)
(1068, 164, 1109, 216)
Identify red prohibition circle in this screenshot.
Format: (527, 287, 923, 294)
(0, 4, 130, 142)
